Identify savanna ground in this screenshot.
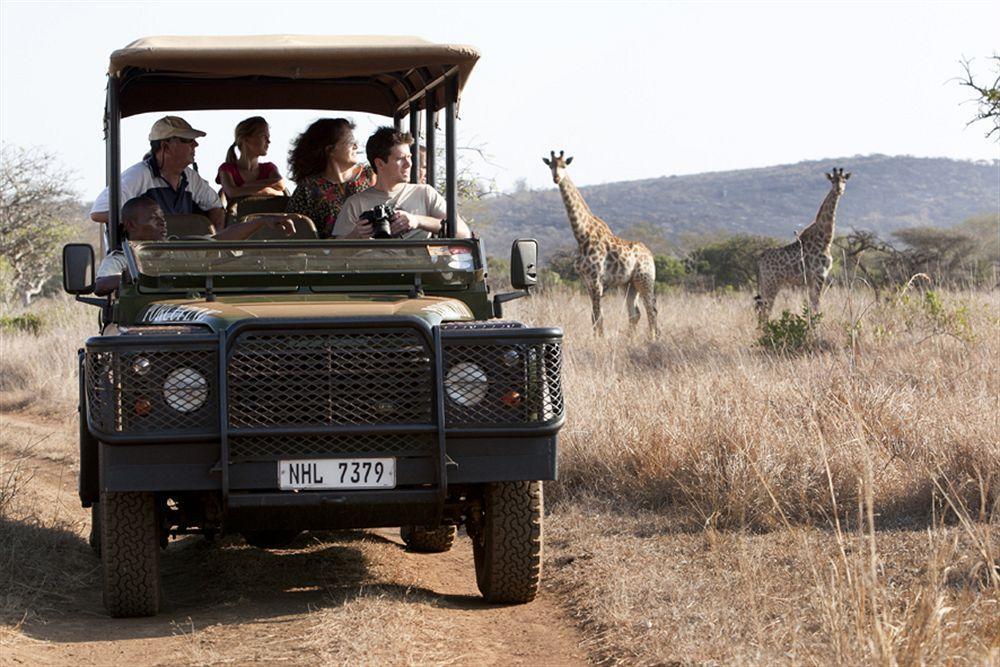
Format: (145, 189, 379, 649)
(1, 285, 997, 665)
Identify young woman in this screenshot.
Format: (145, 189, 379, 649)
(216, 116, 286, 200)
(287, 118, 376, 237)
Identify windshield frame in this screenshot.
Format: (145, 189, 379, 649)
(124, 237, 485, 294)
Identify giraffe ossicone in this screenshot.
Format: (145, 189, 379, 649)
(543, 150, 659, 338)
(754, 167, 851, 325)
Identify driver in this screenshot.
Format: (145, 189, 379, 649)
(331, 127, 471, 240)
(94, 195, 296, 295)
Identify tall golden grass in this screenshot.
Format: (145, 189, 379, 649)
(1, 286, 997, 662)
(507, 286, 998, 664)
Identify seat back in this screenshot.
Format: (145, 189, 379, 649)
(229, 195, 290, 222)
(165, 213, 215, 238)
(244, 213, 318, 240)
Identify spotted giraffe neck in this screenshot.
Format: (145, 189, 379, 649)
(800, 185, 842, 247)
(557, 175, 611, 246)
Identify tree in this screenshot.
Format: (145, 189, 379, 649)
(0, 145, 78, 305)
(892, 226, 983, 286)
(653, 255, 686, 285)
(959, 55, 1000, 141)
(685, 234, 782, 290)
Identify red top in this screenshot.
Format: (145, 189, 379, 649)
(216, 161, 280, 186)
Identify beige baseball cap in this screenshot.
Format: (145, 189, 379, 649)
(148, 116, 207, 141)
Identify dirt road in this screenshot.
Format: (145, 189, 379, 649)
(1, 414, 589, 666)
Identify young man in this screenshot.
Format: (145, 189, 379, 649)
(90, 116, 225, 231)
(331, 127, 471, 240)
(94, 195, 295, 295)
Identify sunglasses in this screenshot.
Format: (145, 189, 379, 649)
(172, 137, 196, 144)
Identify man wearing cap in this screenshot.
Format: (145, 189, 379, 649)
(90, 116, 225, 230)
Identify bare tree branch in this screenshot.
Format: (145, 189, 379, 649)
(958, 55, 1000, 141)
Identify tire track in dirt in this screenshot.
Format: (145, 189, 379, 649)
(1, 412, 589, 665)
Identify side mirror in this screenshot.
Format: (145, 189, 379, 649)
(510, 239, 538, 290)
(63, 243, 95, 294)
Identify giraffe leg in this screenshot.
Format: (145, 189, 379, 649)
(640, 282, 659, 340)
(808, 280, 822, 316)
(755, 282, 777, 327)
(587, 282, 604, 336)
(633, 272, 659, 340)
(625, 283, 641, 335)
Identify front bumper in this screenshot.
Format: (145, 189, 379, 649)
(85, 317, 563, 523)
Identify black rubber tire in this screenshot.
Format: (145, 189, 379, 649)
(88, 503, 101, 557)
(101, 491, 160, 617)
(242, 529, 300, 549)
(472, 481, 543, 604)
(400, 524, 456, 553)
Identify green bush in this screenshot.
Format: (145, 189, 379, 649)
(0, 313, 45, 335)
(654, 255, 686, 285)
(757, 307, 821, 354)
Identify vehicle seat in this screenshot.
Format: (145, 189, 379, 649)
(244, 213, 318, 240)
(165, 213, 216, 238)
(229, 195, 290, 223)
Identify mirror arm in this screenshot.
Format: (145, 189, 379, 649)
(492, 288, 530, 318)
(75, 295, 108, 308)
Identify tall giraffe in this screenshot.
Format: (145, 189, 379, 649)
(754, 167, 851, 324)
(543, 150, 659, 338)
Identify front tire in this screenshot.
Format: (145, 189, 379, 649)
(101, 491, 160, 617)
(471, 481, 543, 603)
(400, 524, 456, 553)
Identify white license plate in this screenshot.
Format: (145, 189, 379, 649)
(278, 458, 396, 490)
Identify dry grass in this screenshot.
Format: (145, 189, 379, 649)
(0, 295, 90, 417)
(506, 285, 999, 664)
(1, 285, 998, 663)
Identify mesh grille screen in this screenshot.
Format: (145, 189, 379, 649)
(442, 341, 563, 425)
(228, 330, 433, 428)
(230, 432, 436, 460)
(86, 347, 218, 434)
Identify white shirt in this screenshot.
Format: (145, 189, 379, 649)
(90, 160, 221, 217)
(332, 183, 448, 239)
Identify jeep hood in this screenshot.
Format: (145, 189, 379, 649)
(138, 294, 474, 331)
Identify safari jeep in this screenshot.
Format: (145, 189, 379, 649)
(62, 36, 564, 617)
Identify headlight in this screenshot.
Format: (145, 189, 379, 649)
(163, 367, 208, 413)
(444, 362, 488, 406)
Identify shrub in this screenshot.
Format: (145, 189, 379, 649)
(0, 312, 44, 334)
(757, 307, 822, 353)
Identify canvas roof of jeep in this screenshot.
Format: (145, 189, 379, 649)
(109, 35, 481, 117)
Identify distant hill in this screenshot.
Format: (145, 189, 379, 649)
(474, 155, 999, 255)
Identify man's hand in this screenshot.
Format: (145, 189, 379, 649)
(389, 210, 420, 236)
(348, 217, 375, 239)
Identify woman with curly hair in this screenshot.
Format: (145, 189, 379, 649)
(287, 118, 375, 237)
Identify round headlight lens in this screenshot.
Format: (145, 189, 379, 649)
(444, 362, 488, 406)
(163, 367, 208, 413)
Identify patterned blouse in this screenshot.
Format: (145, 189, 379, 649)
(288, 164, 376, 237)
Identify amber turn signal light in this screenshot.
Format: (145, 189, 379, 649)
(501, 390, 522, 407)
(135, 397, 152, 416)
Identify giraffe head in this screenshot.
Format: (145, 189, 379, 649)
(542, 150, 573, 184)
(825, 167, 851, 194)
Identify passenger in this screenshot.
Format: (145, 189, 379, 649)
(90, 116, 225, 231)
(287, 118, 376, 238)
(216, 116, 286, 200)
(332, 127, 471, 240)
(94, 196, 296, 296)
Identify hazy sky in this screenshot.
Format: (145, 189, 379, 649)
(1, 1, 997, 201)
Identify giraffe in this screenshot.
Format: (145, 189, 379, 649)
(754, 167, 851, 324)
(543, 150, 659, 338)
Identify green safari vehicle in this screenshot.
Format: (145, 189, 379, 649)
(62, 36, 564, 617)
